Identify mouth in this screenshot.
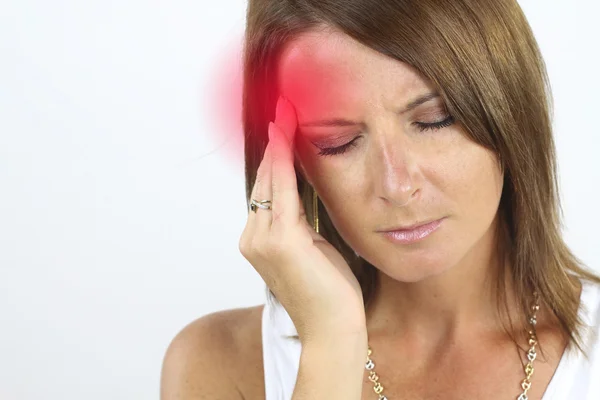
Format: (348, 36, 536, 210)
(378, 217, 445, 232)
(378, 217, 446, 244)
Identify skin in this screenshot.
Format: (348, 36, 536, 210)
(280, 27, 506, 335)
(273, 27, 568, 399)
(160, 26, 572, 400)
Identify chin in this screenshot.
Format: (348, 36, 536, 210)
(382, 261, 454, 283)
(361, 237, 460, 283)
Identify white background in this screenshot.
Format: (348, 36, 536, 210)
(1, 1, 599, 399)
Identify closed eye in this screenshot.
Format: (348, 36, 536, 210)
(316, 136, 360, 156)
(316, 115, 456, 157)
(414, 115, 455, 132)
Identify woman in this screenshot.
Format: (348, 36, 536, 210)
(161, 0, 600, 399)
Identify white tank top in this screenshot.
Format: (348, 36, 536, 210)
(261, 278, 600, 399)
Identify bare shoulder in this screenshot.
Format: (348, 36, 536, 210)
(160, 304, 266, 400)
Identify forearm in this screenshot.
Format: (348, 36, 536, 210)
(292, 332, 368, 400)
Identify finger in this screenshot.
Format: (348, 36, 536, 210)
(270, 99, 300, 231)
(275, 96, 298, 145)
(280, 97, 313, 228)
(248, 140, 273, 232)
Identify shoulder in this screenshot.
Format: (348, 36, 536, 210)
(569, 278, 600, 359)
(160, 304, 266, 400)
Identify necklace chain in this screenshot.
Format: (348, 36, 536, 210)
(365, 292, 541, 400)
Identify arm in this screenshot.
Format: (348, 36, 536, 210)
(292, 331, 368, 400)
(160, 312, 245, 400)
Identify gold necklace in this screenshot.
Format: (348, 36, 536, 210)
(311, 191, 540, 399)
(364, 292, 540, 400)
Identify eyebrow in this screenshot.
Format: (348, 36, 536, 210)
(298, 92, 440, 128)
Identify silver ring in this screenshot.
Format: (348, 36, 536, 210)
(250, 199, 272, 212)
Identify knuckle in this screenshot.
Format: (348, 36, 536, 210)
(239, 226, 295, 262)
(238, 235, 251, 257)
(239, 231, 258, 257)
(239, 234, 267, 259)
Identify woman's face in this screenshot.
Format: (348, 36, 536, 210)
(277, 29, 504, 282)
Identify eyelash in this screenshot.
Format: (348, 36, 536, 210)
(316, 115, 456, 157)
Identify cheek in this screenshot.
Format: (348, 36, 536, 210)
(307, 161, 364, 230)
(316, 169, 359, 205)
(438, 144, 503, 217)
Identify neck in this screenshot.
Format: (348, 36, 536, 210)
(365, 217, 522, 344)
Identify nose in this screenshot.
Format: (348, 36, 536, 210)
(372, 137, 420, 207)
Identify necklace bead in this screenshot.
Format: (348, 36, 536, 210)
(365, 293, 540, 399)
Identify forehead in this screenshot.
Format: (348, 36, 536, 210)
(277, 29, 434, 119)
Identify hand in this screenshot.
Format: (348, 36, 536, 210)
(239, 96, 367, 343)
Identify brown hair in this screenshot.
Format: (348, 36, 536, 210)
(241, 0, 600, 353)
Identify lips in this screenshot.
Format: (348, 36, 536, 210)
(379, 217, 445, 244)
(379, 218, 443, 232)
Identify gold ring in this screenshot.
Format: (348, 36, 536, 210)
(250, 199, 272, 212)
